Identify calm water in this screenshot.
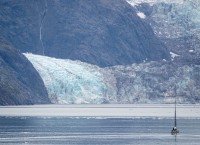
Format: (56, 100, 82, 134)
(0, 117, 199, 145)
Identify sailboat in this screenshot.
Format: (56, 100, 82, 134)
(171, 96, 179, 135)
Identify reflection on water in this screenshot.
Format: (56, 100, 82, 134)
(0, 117, 199, 145)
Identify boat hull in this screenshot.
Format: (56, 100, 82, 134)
(171, 129, 179, 135)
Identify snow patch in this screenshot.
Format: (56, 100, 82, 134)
(170, 52, 179, 60)
(189, 50, 194, 53)
(126, 0, 184, 7)
(137, 12, 146, 19)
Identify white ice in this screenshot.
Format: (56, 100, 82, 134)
(24, 53, 115, 104)
(126, 0, 184, 7)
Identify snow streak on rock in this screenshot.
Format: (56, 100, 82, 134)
(137, 12, 146, 19)
(170, 52, 180, 61)
(126, 0, 184, 7)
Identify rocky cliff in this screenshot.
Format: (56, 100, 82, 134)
(0, 37, 50, 105)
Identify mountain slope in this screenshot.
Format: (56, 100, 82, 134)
(0, 38, 50, 105)
(0, 0, 169, 67)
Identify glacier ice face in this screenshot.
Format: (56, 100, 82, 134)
(24, 53, 116, 104)
(150, 0, 200, 39)
(25, 54, 200, 104)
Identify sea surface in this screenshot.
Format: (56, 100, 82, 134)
(0, 117, 199, 145)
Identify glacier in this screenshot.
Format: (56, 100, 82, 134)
(24, 53, 200, 104)
(126, 0, 200, 67)
(24, 53, 116, 104)
(127, 0, 200, 39)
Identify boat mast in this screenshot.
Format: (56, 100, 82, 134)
(174, 96, 177, 127)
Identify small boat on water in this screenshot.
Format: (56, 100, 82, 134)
(171, 96, 179, 135)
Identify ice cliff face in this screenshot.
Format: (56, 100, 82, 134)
(25, 54, 200, 104)
(24, 53, 116, 104)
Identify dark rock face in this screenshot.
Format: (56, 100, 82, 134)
(0, 0, 41, 54)
(0, 0, 169, 67)
(0, 38, 50, 105)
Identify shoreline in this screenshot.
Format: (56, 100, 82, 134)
(0, 104, 199, 118)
